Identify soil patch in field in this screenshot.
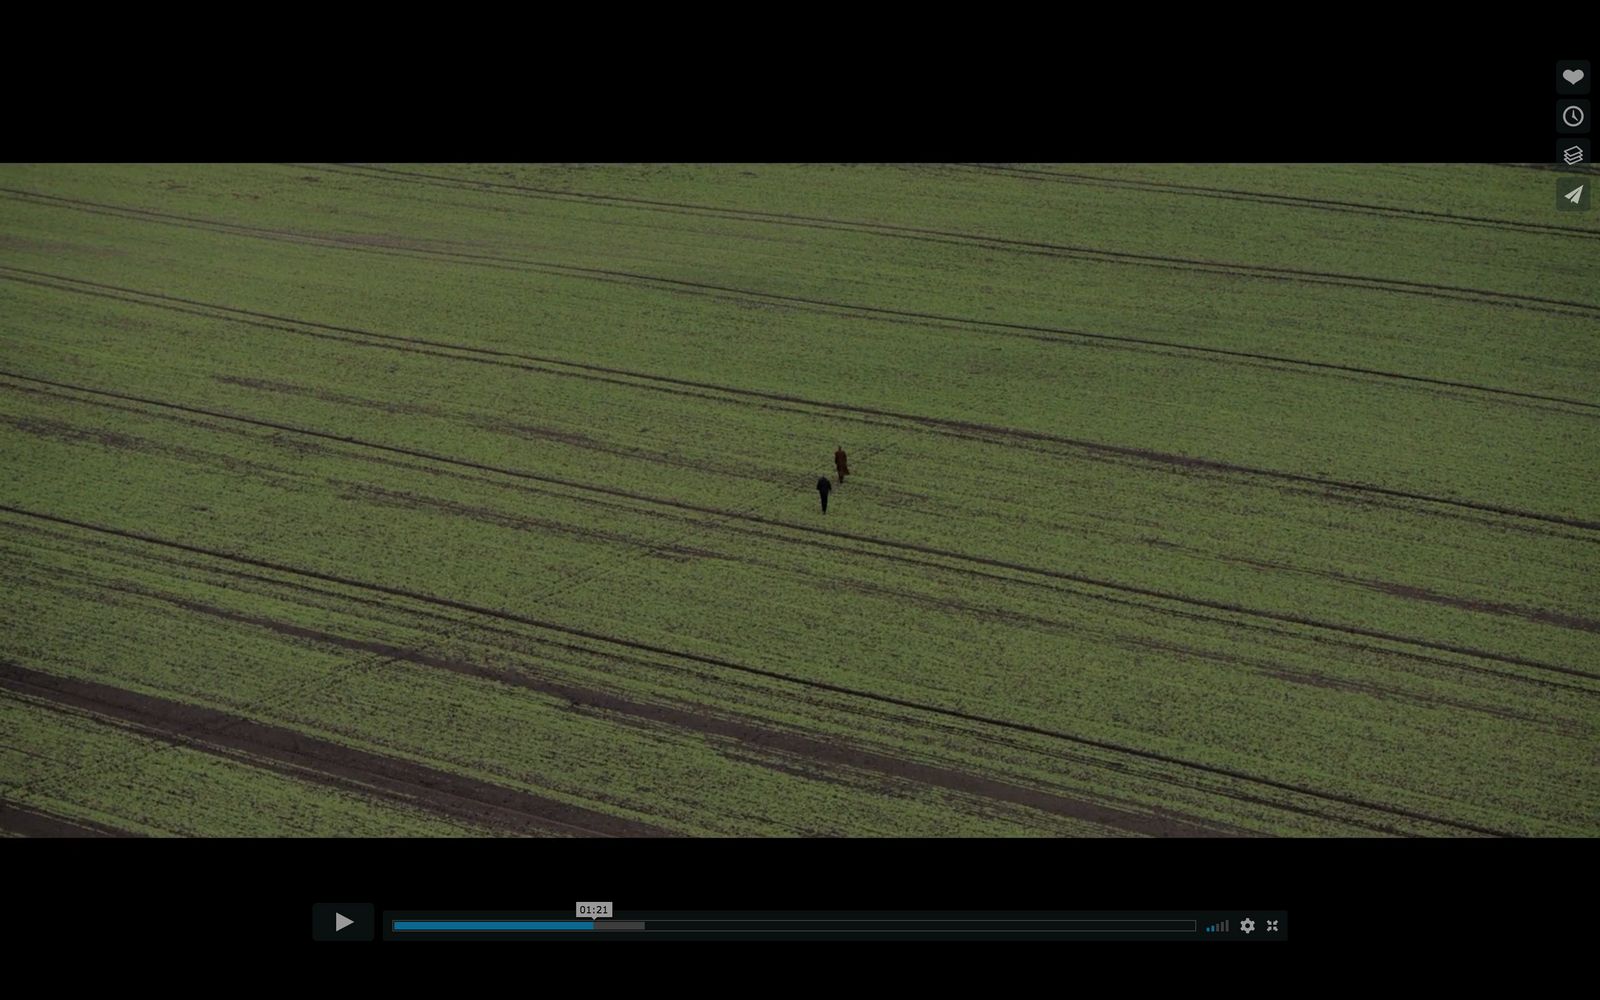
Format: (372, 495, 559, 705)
(0, 660, 670, 837)
(0, 801, 124, 837)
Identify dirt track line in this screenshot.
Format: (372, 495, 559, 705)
(262, 578, 1452, 837)
(8, 273, 1598, 548)
(11, 174, 1600, 370)
(1489, 162, 1600, 175)
(3, 373, 1595, 682)
(0, 268, 1483, 485)
(0, 799, 125, 837)
(27, 392, 1584, 704)
(112, 583, 1240, 837)
(4, 536, 1575, 840)
(0, 505, 1529, 837)
(23, 560, 1360, 837)
(9, 340, 1587, 566)
(12, 271, 1600, 522)
(8, 226, 1599, 421)
(12, 481, 1589, 733)
(678, 516, 1599, 694)
(0, 660, 670, 837)
(952, 164, 1600, 240)
(4, 345, 1595, 534)
(1261, 558, 1600, 636)
(12, 519, 1573, 833)
(305, 164, 1600, 317)
(0, 270, 844, 425)
(12, 441, 1585, 708)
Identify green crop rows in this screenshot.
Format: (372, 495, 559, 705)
(1, 163, 1594, 837)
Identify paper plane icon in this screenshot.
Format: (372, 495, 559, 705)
(1565, 185, 1585, 204)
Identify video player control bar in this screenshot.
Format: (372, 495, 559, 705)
(354, 911, 1288, 941)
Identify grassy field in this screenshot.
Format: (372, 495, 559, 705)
(1, 163, 1595, 837)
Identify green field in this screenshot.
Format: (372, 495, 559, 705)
(1, 163, 1595, 837)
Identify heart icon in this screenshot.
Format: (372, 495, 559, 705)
(1565, 69, 1585, 85)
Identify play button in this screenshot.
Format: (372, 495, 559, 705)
(313, 902, 374, 941)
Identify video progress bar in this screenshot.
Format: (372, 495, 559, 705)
(394, 921, 644, 932)
(391, 920, 1194, 933)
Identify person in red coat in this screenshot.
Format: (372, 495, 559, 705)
(834, 445, 849, 482)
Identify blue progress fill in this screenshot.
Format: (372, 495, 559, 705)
(393, 921, 596, 931)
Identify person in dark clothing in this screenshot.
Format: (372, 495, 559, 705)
(816, 476, 832, 513)
(834, 445, 849, 482)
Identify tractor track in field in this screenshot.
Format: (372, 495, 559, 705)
(7, 260, 1599, 428)
(1490, 162, 1600, 175)
(7, 376, 1596, 701)
(0, 799, 126, 837)
(45, 499, 1586, 738)
(332, 593, 1535, 826)
(0, 562, 1432, 840)
(1217, 553, 1600, 635)
(83, 580, 1243, 837)
(3, 373, 1596, 687)
(0, 505, 1548, 837)
(16, 402, 1586, 717)
(0, 269, 923, 421)
(12, 347, 1587, 556)
(689, 518, 1599, 694)
(208, 374, 820, 495)
(8, 185, 1600, 413)
(7, 558, 1363, 837)
(0, 660, 670, 837)
(5, 272, 1599, 531)
(948, 164, 1600, 240)
(7, 357, 1600, 569)
(9, 277, 1599, 549)
(0, 410, 297, 482)
(16, 521, 1591, 834)
(298, 164, 1600, 318)
(13, 508, 1594, 751)
(11, 512, 1588, 758)
(12, 529, 1584, 835)
(2, 585, 1570, 836)
(33, 261, 1600, 423)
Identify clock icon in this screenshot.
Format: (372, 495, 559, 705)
(1558, 101, 1590, 133)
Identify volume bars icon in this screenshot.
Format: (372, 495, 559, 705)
(1564, 145, 1585, 165)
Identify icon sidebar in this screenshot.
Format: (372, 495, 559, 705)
(312, 902, 375, 942)
(1554, 63, 1592, 214)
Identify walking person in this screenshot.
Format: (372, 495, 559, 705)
(816, 476, 832, 514)
(834, 445, 849, 482)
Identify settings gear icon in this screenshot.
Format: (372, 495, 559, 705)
(1241, 917, 1256, 934)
